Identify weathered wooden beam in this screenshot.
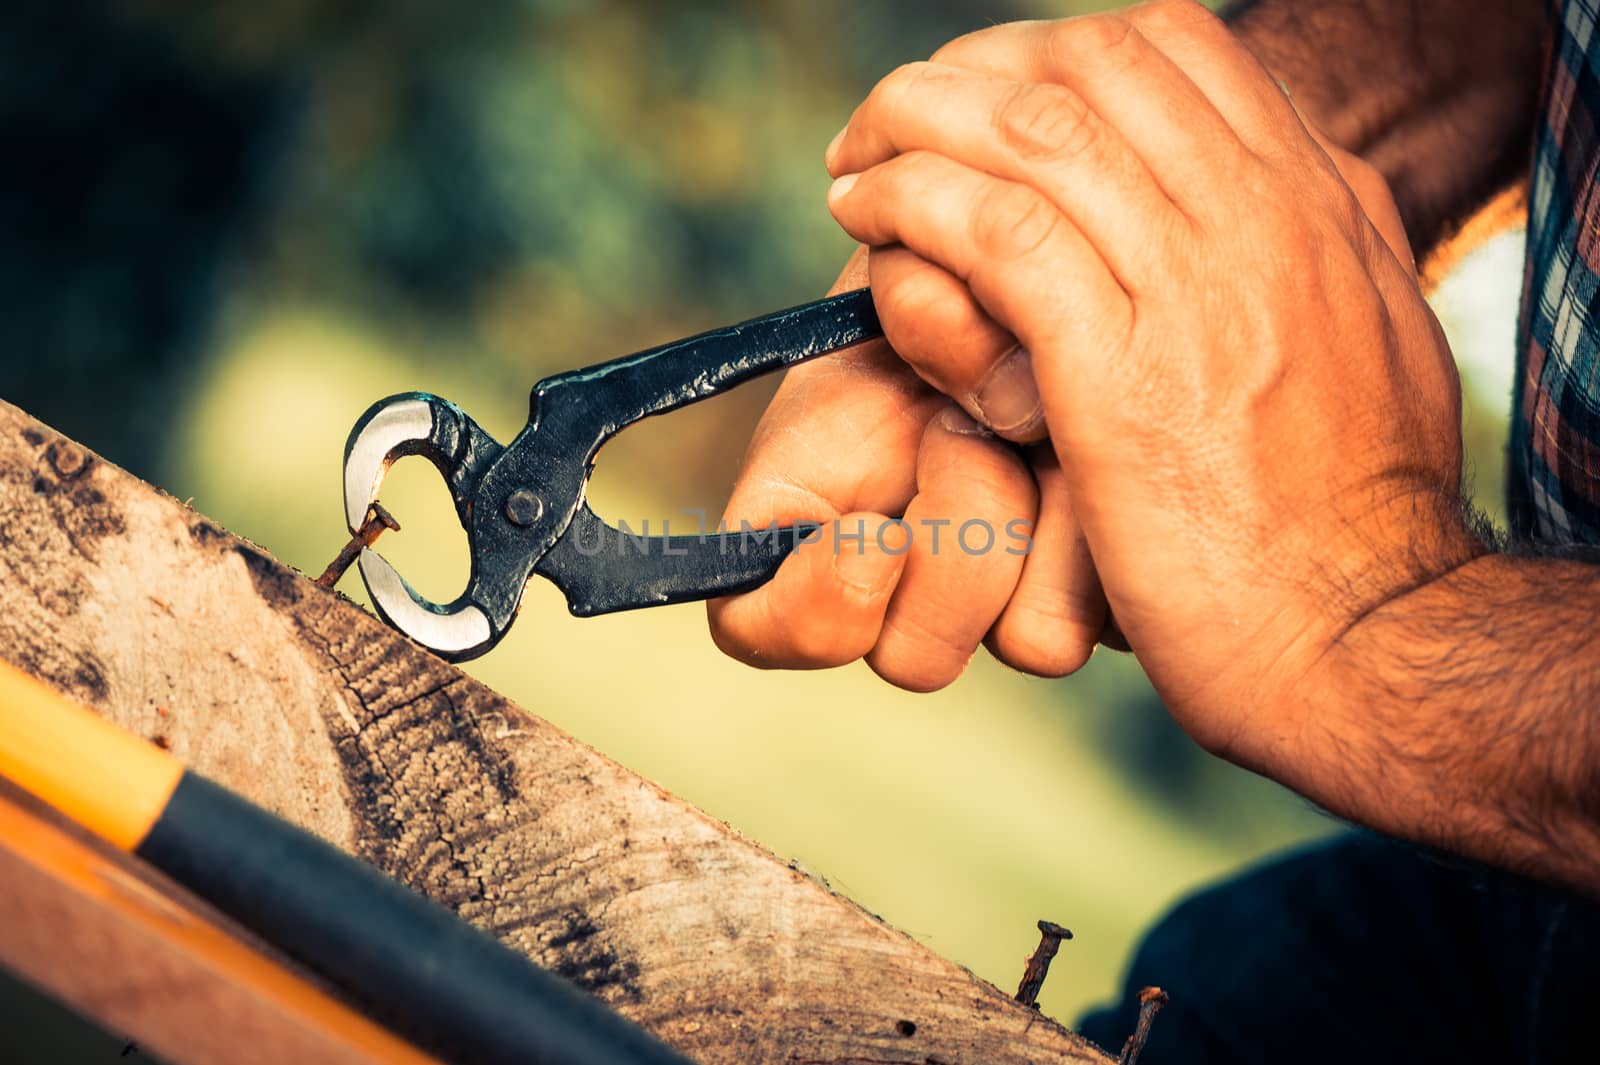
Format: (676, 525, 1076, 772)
(0, 400, 1111, 1064)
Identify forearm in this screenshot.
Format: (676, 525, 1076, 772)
(1224, 0, 1545, 257)
(1311, 552, 1600, 894)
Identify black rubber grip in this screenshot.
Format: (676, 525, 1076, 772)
(137, 772, 695, 1065)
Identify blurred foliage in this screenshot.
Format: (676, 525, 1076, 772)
(1, 1, 290, 478)
(0, 0, 1520, 1045)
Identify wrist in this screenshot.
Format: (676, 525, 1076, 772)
(1320, 485, 1491, 640)
(1252, 495, 1491, 807)
(1294, 549, 1600, 889)
(1175, 485, 1485, 782)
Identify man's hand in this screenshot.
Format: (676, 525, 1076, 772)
(707, 248, 1112, 691)
(705, 0, 1431, 696)
(820, 1, 1488, 780)
(707, 0, 1600, 892)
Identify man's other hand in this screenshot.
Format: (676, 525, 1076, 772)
(816, 0, 1487, 781)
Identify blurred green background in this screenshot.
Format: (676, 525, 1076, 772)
(1, 0, 1523, 1044)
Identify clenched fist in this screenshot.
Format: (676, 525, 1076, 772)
(712, 1, 1485, 799)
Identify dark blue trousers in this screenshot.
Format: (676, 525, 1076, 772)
(1076, 833, 1598, 1064)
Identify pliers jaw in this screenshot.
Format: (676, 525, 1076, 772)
(339, 290, 884, 661)
(357, 549, 494, 660)
(341, 392, 507, 661)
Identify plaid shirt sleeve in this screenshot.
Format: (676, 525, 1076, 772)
(1513, 0, 1600, 545)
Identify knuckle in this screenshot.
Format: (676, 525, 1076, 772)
(1129, 0, 1219, 35)
(1326, 179, 1368, 236)
(1289, 161, 1371, 243)
(928, 30, 977, 66)
(877, 60, 938, 110)
(1234, 167, 1300, 238)
(1229, 177, 1317, 276)
(876, 272, 980, 367)
(932, 20, 1046, 66)
(1044, 14, 1159, 84)
(875, 148, 942, 210)
(1265, 214, 1323, 281)
(877, 260, 946, 327)
(972, 182, 1061, 261)
(872, 150, 914, 192)
(993, 82, 1097, 163)
(1045, 13, 1136, 65)
(1340, 158, 1399, 218)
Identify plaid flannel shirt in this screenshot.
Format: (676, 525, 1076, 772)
(1513, 0, 1600, 543)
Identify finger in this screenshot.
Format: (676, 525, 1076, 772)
(869, 245, 1045, 442)
(1113, 3, 1411, 265)
(1118, 0, 1312, 161)
(866, 407, 1036, 692)
(710, 365, 941, 668)
(922, 9, 1254, 214)
(985, 447, 1106, 677)
(829, 61, 1176, 284)
(828, 152, 1132, 363)
(936, 4, 1411, 276)
(708, 248, 947, 669)
(733, 242, 939, 530)
(732, 345, 940, 516)
(1297, 113, 1415, 270)
(709, 510, 909, 669)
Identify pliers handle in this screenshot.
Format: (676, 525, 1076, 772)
(343, 289, 881, 661)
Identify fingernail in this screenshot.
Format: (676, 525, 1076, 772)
(969, 345, 1043, 436)
(824, 126, 847, 172)
(827, 172, 858, 206)
(936, 405, 993, 437)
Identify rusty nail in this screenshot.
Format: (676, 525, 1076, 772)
(1117, 987, 1168, 1065)
(316, 502, 401, 589)
(47, 441, 87, 480)
(1015, 919, 1072, 1008)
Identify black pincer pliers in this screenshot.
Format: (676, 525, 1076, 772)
(342, 290, 881, 662)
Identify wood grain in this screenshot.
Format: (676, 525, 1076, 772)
(0, 400, 1113, 1064)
